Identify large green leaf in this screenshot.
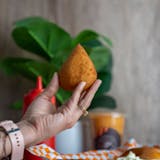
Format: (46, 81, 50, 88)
(51, 46, 74, 71)
(0, 58, 56, 85)
(12, 17, 72, 60)
(85, 46, 112, 72)
(95, 72, 112, 97)
(90, 95, 116, 110)
(72, 30, 112, 47)
(12, 27, 50, 60)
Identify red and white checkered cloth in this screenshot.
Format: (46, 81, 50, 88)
(27, 138, 140, 160)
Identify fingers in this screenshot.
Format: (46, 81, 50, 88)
(79, 91, 87, 101)
(56, 80, 101, 130)
(67, 82, 86, 106)
(42, 72, 59, 99)
(78, 79, 102, 110)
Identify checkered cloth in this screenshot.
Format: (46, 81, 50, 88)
(27, 138, 140, 160)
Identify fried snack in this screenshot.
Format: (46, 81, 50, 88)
(58, 44, 97, 91)
(140, 147, 160, 159)
(119, 146, 160, 159)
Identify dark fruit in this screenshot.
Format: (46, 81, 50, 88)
(95, 128, 121, 150)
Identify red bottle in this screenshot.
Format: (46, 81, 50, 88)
(23, 76, 56, 160)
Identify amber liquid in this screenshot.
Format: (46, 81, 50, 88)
(89, 112, 125, 138)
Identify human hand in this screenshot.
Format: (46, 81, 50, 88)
(17, 73, 102, 147)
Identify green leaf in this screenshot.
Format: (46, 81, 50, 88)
(9, 100, 23, 110)
(27, 61, 56, 85)
(73, 30, 112, 47)
(56, 88, 72, 104)
(72, 30, 99, 46)
(51, 46, 73, 71)
(0, 57, 31, 76)
(90, 95, 116, 110)
(100, 35, 113, 47)
(12, 17, 72, 60)
(81, 39, 102, 48)
(12, 27, 50, 60)
(86, 46, 112, 72)
(0, 57, 56, 85)
(95, 72, 112, 96)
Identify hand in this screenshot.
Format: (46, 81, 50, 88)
(17, 73, 102, 147)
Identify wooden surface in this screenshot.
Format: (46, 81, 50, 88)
(0, 0, 160, 144)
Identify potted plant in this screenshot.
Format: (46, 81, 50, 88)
(0, 17, 116, 153)
(0, 16, 116, 110)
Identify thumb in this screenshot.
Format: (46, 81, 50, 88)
(42, 72, 59, 99)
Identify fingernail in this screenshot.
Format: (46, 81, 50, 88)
(81, 81, 86, 88)
(97, 79, 102, 85)
(54, 72, 57, 76)
(53, 72, 58, 78)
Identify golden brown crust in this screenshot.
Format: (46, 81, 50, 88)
(119, 146, 160, 159)
(58, 44, 97, 91)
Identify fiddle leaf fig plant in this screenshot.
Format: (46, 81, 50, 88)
(0, 17, 116, 110)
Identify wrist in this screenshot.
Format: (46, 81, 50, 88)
(0, 130, 11, 158)
(0, 120, 25, 160)
(17, 120, 37, 147)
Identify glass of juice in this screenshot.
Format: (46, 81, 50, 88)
(89, 110, 125, 149)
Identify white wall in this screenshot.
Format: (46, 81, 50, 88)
(0, 0, 160, 144)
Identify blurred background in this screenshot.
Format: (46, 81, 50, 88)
(0, 0, 160, 145)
